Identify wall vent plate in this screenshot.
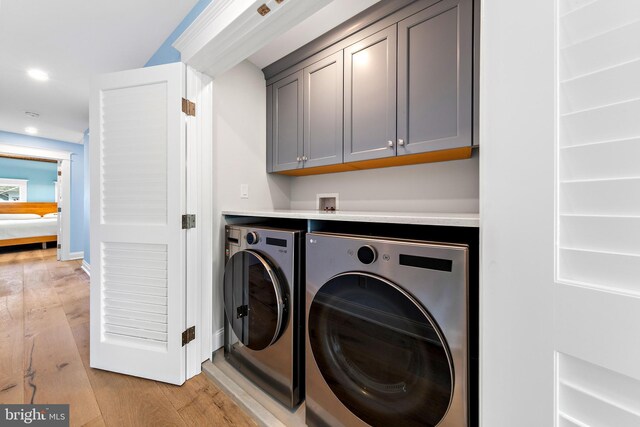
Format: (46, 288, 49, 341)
(317, 193, 339, 211)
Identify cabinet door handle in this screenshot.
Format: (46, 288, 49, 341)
(296, 156, 301, 162)
(388, 140, 394, 148)
(398, 139, 405, 146)
(302, 156, 308, 161)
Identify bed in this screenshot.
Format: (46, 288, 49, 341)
(0, 202, 58, 247)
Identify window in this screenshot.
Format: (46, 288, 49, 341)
(0, 178, 28, 202)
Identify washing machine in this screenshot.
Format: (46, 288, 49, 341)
(223, 225, 304, 408)
(305, 232, 469, 427)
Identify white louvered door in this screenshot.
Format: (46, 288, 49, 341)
(89, 62, 187, 385)
(556, 1, 640, 425)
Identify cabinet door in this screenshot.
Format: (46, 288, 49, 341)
(304, 51, 344, 168)
(344, 25, 397, 163)
(272, 70, 303, 172)
(397, 0, 473, 155)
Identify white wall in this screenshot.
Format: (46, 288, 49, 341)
(289, 152, 479, 212)
(211, 60, 291, 346)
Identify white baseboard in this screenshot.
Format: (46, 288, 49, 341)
(81, 260, 90, 277)
(212, 328, 224, 351)
(69, 251, 84, 260)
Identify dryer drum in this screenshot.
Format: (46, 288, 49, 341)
(308, 273, 454, 427)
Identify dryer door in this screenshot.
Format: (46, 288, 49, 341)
(308, 272, 453, 427)
(223, 250, 288, 351)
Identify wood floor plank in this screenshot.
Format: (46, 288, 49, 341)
(179, 387, 259, 427)
(45, 258, 81, 281)
(24, 308, 101, 426)
(24, 305, 69, 339)
(157, 373, 220, 410)
(52, 277, 90, 327)
(0, 263, 24, 298)
(0, 293, 24, 404)
(71, 322, 187, 427)
(0, 247, 258, 427)
(81, 415, 106, 427)
(158, 373, 258, 427)
(23, 286, 62, 311)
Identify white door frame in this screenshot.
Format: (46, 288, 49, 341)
(0, 142, 73, 261)
(185, 66, 214, 376)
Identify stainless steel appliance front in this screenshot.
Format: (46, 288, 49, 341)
(305, 232, 468, 427)
(223, 225, 304, 408)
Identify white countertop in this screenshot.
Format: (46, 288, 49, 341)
(222, 209, 479, 228)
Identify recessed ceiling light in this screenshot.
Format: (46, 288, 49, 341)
(25, 127, 38, 135)
(27, 69, 49, 81)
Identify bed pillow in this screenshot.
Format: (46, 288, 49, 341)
(43, 213, 58, 218)
(0, 213, 42, 220)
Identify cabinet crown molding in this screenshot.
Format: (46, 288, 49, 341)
(173, 0, 331, 78)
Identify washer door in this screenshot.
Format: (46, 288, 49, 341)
(308, 272, 453, 427)
(223, 250, 287, 351)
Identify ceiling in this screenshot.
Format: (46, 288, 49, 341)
(0, 0, 197, 144)
(247, 0, 381, 70)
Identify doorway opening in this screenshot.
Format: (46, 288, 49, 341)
(0, 143, 73, 261)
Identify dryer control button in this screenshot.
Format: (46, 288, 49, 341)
(246, 232, 259, 245)
(357, 245, 377, 264)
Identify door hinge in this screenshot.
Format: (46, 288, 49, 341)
(181, 214, 196, 229)
(57, 170, 62, 176)
(57, 243, 61, 249)
(182, 326, 195, 346)
(58, 207, 61, 212)
(182, 98, 196, 117)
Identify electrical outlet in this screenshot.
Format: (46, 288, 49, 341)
(240, 184, 249, 199)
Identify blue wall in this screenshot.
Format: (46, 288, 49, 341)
(0, 157, 57, 202)
(144, 0, 213, 67)
(0, 131, 84, 254)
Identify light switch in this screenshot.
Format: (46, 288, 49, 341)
(240, 184, 249, 199)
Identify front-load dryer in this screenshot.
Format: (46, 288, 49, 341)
(223, 225, 304, 408)
(305, 232, 469, 427)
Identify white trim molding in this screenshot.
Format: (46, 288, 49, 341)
(173, 0, 331, 77)
(68, 251, 84, 260)
(81, 260, 90, 277)
(212, 328, 224, 352)
(0, 143, 72, 161)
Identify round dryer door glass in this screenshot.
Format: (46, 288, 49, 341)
(223, 250, 287, 351)
(308, 273, 453, 427)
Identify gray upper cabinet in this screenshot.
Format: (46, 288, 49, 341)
(344, 25, 397, 163)
(303, 51, 344, 169)
(397, 0, 473, 155)
(271, 70, 303, 172)
(266, 0, 475, 174)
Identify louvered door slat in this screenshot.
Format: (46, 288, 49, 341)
(556, 1, 640, 424)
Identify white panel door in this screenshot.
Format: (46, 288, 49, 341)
(89, 62, 187, 385)
(481, 0, 640, 425)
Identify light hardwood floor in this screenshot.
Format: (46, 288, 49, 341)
(0, 247, 257, 427)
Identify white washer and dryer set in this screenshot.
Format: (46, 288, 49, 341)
(223, 224, 469, 427)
